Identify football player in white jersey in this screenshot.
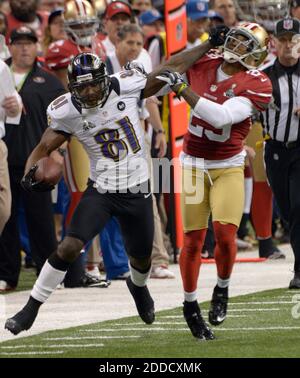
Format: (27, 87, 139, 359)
(5, 24, 229, 335)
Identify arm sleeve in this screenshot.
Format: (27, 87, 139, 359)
(193, 96, 254, 129)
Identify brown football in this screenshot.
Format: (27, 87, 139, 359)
(34, 157, 63, 185)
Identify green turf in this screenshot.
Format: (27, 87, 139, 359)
(1, 288, 300, 358)
(0, 268, 36, 295)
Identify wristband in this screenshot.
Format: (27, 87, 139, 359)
(156, 129, 165, 134)
(176, 83, 189, 98)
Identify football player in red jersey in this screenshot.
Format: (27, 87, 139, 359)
(157, 22, 272, 340)
(45, 0, 102, 88)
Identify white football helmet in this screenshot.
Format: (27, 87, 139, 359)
(223, 22, 269, 70)
(64, 0, 99, 47)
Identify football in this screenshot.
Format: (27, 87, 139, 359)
(34, 157, 63, 185)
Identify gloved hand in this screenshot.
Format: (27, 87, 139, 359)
(21, 165, 55, 192)
(124, 61, 147, 75)
(209, 25, 230, 47)
(156, 70, 189, 98)
(156, 70, 187, 89)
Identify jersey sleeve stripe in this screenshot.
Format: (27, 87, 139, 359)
(246, 90, 272, 98)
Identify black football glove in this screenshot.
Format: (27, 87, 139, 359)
(209, 25, 230, 47)
(124, 61, 147, 75)
(21, 165, 55, 192)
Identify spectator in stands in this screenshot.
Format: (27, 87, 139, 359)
(5, 0, 48, 50)
(41, 7, 66, 54)
(207, 10, 224, 28)
(291, 0, 300, 20)
(186, 0, 211, 49)
(0, 26, 65, 291)
(0, 59, 21, 241)
(38, 0, 64, 13)
(0, 10, 10, 60)
(139, 9, 164, 38)
(102, 0, 133, 56)
(213, 0, 239, 28)
(131, 0, 152, 16)
(0, 10, 6, 34)
(0, 0, 10, 14)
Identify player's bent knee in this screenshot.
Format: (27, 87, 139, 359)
(129, 255, 151, 271)
(57, 236, 84, 263)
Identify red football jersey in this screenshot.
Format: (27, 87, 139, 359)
(184, 52, 272, 160)
(45, 38, 105, 71)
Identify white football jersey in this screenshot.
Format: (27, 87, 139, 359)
(47, 69, 149, 191)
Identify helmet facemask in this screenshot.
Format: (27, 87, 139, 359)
(70, 76, 110, 108)
(64, 19, 99, 47)
(223, 27, 268, 69)
(64, 0, 99, 47)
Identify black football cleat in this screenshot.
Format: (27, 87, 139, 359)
(183, 301, 215, 340)
(126, 276, 155, 324)
(208, 286, 228, 326)
(5, 297, 41, 335)
(289, 272, 300, 289)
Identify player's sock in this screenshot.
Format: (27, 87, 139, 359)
(129, 263, 151, 287)
(31, 252, 70, 303)
(183, 289, 198, 302)
(179, 229, 206, 294)
(213, 222, 237, 279)
(217, 276, 230, 288)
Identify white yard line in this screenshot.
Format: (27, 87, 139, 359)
(72, 323, 300, 339)
(230, 301, 293, 305)
(161, 309, 280, 317)
(0, 344, 104, 349)
(0, 351, 64, 355)
(43, 335, 140, 340)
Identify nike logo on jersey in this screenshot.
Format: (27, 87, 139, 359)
(144, 192, 152, 199)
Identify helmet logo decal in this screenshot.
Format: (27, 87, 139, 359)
(76, 73, 93, 82)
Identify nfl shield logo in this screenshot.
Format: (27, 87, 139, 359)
(176, 22, 183, 41)
(283, 19, 293, 30)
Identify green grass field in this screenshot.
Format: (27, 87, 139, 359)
(1, 288, 300, 358)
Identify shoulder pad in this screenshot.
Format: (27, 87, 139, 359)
(113, 69, 147, 95)
(47, 93, 75, 120)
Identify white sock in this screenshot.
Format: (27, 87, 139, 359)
(129, 264, 151, 287)
(184, 290, 197, 302)
(217, 277, 230, 288)
(31, 261, 67, 303)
